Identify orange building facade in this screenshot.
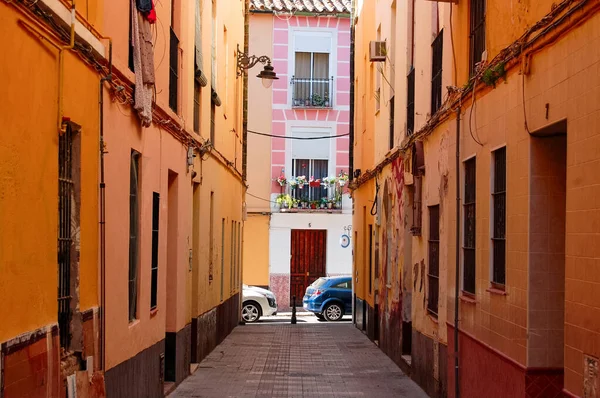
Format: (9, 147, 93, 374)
(1, 0, 245, 396)
(352, 0, 600, 397)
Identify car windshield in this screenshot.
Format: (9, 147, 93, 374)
(311, 278, 328, 288)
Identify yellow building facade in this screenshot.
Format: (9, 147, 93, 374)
(352, 0, 600, 397)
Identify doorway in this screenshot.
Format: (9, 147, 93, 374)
(290, 229, 327, 306)
(165, 170, 178, 383)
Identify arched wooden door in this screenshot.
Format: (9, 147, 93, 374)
(290, 229, 327, 306)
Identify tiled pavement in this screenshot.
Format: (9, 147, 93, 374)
(170, 323, 428, 397)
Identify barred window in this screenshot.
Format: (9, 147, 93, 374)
(150, 192, 160, 310)
(431, 30, 443, 114)
(169, 27, 179, 113)
(428, 205, 440, 315)
(407, 68, 415, 135)
(463, 157, 476, 295)
(129, 150, 141, 321)
(469, 0, 486, 76)
(492, 147, 506, 286)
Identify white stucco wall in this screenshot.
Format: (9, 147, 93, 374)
(269, 203, 353, 276)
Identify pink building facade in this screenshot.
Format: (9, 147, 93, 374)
(247, 1, 353, 311)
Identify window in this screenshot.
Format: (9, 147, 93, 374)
(389, 96, 395, 150)
(230, 220, 234, 293)
(150, 192, 160, 310)
(58, 125, 76, 348)
(210, 102, 215, 144)
(129, 150, 141, 321)
(292, 159, 328, 201)
(492, 147, 506, 286)
(375, 26, 381, 113)
(463, 158, 476, 295)
(368, 224, 373, 294)
(428, 205, 440, 315)
(334, 281, 352, 289)
(469, 0, 486, 76)
(431, 30, 443, 114)
(169, 27, 179, 112)
(292, 52, 331, 107)
(220, 218, 225, 301)
(194, 81, 200, 133)
(407, 68, 415, 135)
(209, 192, 214, 281)
(128, 1, 134, 72)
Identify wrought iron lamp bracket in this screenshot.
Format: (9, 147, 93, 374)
(236, 44, 272, 77)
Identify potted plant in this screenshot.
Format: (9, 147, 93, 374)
(327, 199, 334, 209)
(338, 171, 349, 187)
(276, 174, 287, 187)
(324, 176, 337, 186)
(292, 198, 299, 208)
(312, 93, 324, 107)
(309, 176, 321, 188)
(304, 98, 311, 106)
(320, 197, 328, 209)
(275, 194, 287, 208)
(296, 175, 306, 189)
(323, 93, 330, 107)
(288, 177, 298, 189)
(310, 201, 318, 209)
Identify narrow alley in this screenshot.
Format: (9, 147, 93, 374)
(170, 323, 427, 398)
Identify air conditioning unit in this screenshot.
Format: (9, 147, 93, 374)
(369, 41, 386, 62)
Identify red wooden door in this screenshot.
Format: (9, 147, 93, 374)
(290, 229, 327, 306)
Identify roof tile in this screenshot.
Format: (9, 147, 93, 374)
(250, 0, 351, 14)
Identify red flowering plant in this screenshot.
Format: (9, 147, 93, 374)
(308, 176, 321, 187)
(276, 174, 287, 186)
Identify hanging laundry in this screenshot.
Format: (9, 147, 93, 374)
(147, 0, 156, 24)
(136, 0, 152, 14)
(131, 0, 154, 127)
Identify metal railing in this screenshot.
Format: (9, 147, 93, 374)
(291, 76, 334, 108)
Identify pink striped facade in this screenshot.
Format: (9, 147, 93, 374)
(269, 15, 351, 194)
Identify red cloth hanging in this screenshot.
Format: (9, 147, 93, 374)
(147, 0, 156, 24)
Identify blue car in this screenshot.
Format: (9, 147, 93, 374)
(303, 276, 353, 321)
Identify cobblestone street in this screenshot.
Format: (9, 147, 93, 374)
(170, 323, 428, 398)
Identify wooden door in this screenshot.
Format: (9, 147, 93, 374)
(290, 229, 327, 306)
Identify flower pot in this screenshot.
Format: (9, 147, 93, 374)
(310, 204, 317, 209)
(327, 203, 333, 209)
(320, 204, 325, 209)
(339, 180, 346, 187)
(309, 182, 321, 188)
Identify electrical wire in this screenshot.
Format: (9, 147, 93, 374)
(468, 84, 484, 146)
(248, 129, 349, 140)
(246, 192, 278, 204)
(370, 179, 379, 216)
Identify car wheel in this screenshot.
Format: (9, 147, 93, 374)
(315, 313, 325, 320)
(242, 302, 261, 323)
(324, 303, 344, 321)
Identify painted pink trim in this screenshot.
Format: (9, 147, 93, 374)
(338, 110, 350, 123)
(274, 17, 288, 29)
(289, 17, 298, 26)
(274, 44, 288, 59)
(337, 62, 350, 77)
(272, 122, 285, 135)
(304, 110, 318, 121)
(326, 110, 339, 121)
(338, 32, 351, 47)
(317, 111, 328, 121)
(337, 124, 349, 134)
(336, 78, 350, 92)
(337, 47, 350, 62)
(273, 109, 284, 120)
(273, 76, 288, 90)
(337, 137, 350, 151)
(308, 17, 318, 27)
(338, 19, 350, 29)
(272, 151, 285, 165)
(284, 110, 296, 121)
(272, 138, 285, 150)
(336, 151, 349, 166)
(273, 90, 288, 105)
(273, 60, 288, 73)
(337, 92, 350, 106)
(274, 31, 288, 44)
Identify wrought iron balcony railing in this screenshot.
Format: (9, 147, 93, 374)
(291, 76, 334, 108)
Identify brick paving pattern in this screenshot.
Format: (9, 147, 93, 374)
(170, 323, 428, 397)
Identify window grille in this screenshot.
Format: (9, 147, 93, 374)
(431, 30, 443, 114)
(463, 158, 476, 294)
(169, 28, 179, 112)
(150, 192, 160, 310)
(210, 102, 215, 145)
(407, 68, 415, 135)
(292, 52, 332, 108)
(492, 147, 506, 286)
(389, 96, 395, 150)
(292, 159, 328, 201)
(194, 81, 200, 133)
(428, 205, 440, 315)
(58, 125, 74, 348)
(129, 150, 141, 321)
(469, 0, 486, 76)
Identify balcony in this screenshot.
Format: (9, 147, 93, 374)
(291, 76, 334, 108)
(273, 175, 349, 213)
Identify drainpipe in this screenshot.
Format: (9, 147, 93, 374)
(454, 107, 461, 398)
(99, 39, 112, 372)
(348, 3, 355, 181)
(58, 0, 76, 133)
(242, 0, 249, 182)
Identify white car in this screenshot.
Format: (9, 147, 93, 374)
(242, 285, 277, 323)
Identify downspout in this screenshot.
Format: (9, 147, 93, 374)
(242, 0, 249, 182)
(58, 0, 76, 133)
(99, 39, 112, 372)
(454, 107, 461, 398)
(348, 1, 355, 181)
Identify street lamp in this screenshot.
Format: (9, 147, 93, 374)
(236, 44, 278, 88)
